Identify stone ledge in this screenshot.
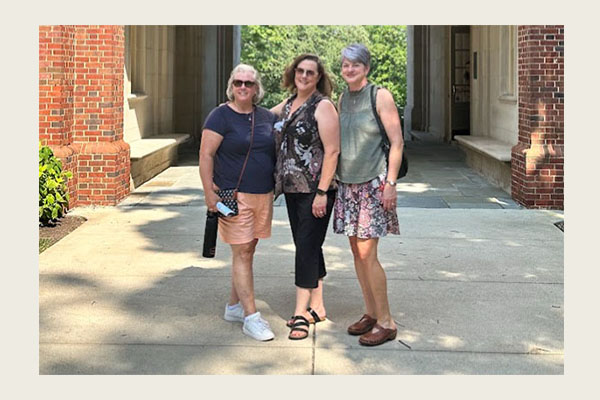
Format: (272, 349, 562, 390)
(129, 133, 191, 188)
(454, 136, 512, 162)
(129, 134, 190, 160)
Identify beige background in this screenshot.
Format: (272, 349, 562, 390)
(4, 0, 593, 398)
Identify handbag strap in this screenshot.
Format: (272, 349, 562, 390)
(234, 109, 255, 194)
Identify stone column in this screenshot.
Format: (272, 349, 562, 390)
(511, 26, 564, 209)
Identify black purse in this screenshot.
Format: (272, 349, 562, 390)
(214, 188, 239, 216)
(214, 109, 255, 217)
(370, 85, 408, 179)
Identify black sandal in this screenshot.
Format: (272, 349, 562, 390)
(307, 307, 326, 324)
(288, 315, 310, 340)
(286, 307, 327, 328)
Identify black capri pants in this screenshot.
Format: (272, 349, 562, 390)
(284, 190, 336, 289)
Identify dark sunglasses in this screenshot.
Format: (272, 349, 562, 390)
(294, 67, 317, 77)
(232, 79, 256, 88)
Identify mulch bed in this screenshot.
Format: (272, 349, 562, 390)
(39, 214, 87, 253)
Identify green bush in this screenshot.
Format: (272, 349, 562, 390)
(39, 144, 72, 225)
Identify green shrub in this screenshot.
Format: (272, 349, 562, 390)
(39, 144, 72, 225)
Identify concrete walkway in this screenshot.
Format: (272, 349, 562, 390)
(39, 142, 564, 374)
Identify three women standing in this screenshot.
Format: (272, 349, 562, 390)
(272, 54, 340, 340)
(201, 45, 402, 347)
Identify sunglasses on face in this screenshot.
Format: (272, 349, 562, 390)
(232, 79, 256, 88)
(295, 67, 317, 77)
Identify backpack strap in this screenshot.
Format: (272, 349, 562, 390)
(370, 84, 391, 154)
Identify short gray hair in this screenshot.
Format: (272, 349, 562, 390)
(226, 63, 265, 104)
(341, 43, 371, 68)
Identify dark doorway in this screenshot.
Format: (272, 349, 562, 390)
(451, 25, 470, 138)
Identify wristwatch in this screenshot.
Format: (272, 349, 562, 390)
(316, 188, 327, 196)
(385, 180, 397, 187)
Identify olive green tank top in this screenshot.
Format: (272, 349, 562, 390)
(336, 83, 387, 183)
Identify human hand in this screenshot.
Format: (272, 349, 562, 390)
(382, 183, 397, 211)
(312, 193, 328, 218)
(205, 184, 221, 213)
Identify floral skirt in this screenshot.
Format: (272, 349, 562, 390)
(333, 173, 400, 239)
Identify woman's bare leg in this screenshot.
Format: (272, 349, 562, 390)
(352, 237, 396, 330)
(230, 239, 259, 316)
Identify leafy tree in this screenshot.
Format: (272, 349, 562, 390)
(365, 25, 407, 108)
(241, 25, 406, 109)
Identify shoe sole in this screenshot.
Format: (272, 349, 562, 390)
(358, 331, 397, 346)
(242, 329, 274, 341)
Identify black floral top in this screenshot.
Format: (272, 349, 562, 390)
(274, 92, 335, 198)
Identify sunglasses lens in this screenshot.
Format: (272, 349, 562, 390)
(233, 80, 255, 88)
(295, 68, 316, 77)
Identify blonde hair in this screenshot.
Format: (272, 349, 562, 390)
(226, 63, 265, 104)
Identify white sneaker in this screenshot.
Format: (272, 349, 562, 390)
(242, 312, 275, 341)
(224, 302, 244, 322)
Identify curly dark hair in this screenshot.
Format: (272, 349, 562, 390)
(281, 53, 333, 98)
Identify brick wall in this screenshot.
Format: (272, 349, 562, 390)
(39, 25, 130, 207)
(511, 25, 564, 209)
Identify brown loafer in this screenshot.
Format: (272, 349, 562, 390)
(358, 323, 397, 346)
(347, 314, 377, 336)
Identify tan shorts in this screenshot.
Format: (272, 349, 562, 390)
(218, 191, 274, 245)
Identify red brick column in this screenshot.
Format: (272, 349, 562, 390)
(511, 25, 564, 209)
(39, 25, 130, 207)
(39, 25, 78, 205)
(71, 25, 130, 205)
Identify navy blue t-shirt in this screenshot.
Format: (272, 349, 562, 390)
(203, 104, 276, 194)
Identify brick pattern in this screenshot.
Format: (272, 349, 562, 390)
(512, 25, 564, 209)
(39, 26, 78, 203)
(39, 25, 130, 207)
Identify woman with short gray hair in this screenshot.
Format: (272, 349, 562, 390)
(333, 43, 404, 346)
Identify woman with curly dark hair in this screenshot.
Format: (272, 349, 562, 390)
(271, 54, 340, 340)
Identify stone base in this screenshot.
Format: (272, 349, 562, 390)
(129, 134, 191, 188)
(463, 150, 511, 194)
(454, 136, 513, 194)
